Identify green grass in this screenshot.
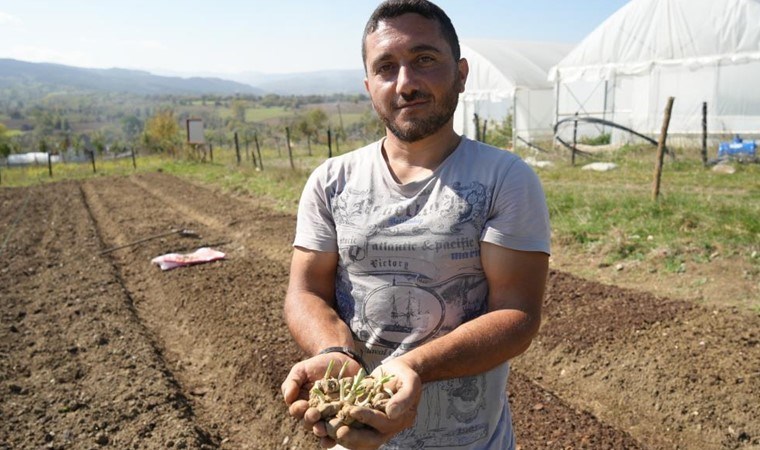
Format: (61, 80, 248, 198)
(0, 155, 164, 187)
(244, 107, 291, 122)
(529, 145, 759, 268)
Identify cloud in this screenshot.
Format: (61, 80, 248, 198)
(75, 36, 168, 52)
(119, 39, 168, 51)
(7, 45, 95, 68)
(0, 10, 23, 26)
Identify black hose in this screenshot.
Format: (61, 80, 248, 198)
(515, 135, 550, 153)
(553, 116, 672, 157)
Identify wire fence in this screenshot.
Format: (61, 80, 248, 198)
(0, 134, 371, 187)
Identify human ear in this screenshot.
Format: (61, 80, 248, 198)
(457, 58, 469, 93)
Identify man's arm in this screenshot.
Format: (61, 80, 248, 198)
(393, 242, 548, 383)
(281, 246, 361, 405)
(283, 246, 353, 354)
(282, 246, 422, 449)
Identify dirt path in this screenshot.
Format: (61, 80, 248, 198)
(2, 173, 758, 449)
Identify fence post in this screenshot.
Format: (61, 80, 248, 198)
(285, 127, 295, 170)
(234, 131, 241, 165)
(652, 97, 675, 202)
(327, 128, 333, 158)
(248, 134, 257, 168)
(572, 112, 579, 166)
(48, 152, 53, 177)
(254, 133, 263, 171)
(131, 146, 137, 169)
(701, 102, 708, 167)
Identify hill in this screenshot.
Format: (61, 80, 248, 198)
(0, 58, 265, 96)
(225, 69, 366, 96)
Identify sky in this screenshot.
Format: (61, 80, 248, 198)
(0, 0, 630, 76)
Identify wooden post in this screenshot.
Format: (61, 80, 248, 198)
(254, 133, 263, 170)
(337, 103, 345, 138)
(701, 102, 708, 167)
(234, 131, 241, 165)
(48, 152, 53, 177)
(335, 130, 340, 154)
(244, 135, 251, 163)
(248, 135, 257, 168)
(209, 144, 214, 163)
(285, 127, 295, 170)
(482, 120, 488, 145)
(131, 146, 137, 169)
(90, 150, 96, 173)
(327, 128, 333, 158)
(652, 97, 675, 201)
(474, 113, 481, 141)
(572, 112, 579, 166)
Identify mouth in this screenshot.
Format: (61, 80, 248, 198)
(394, 92, 432, 111)
(395, 99, 429, 111)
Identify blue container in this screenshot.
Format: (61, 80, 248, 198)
(718, 135, 757, 158)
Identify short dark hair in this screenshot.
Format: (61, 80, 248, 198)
(362, 0, 461, 69)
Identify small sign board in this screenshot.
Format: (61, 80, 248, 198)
(187, 118, 205, 144)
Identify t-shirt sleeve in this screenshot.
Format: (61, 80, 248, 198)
(293, 165, 339, 252)
(481, 159, 551, 255)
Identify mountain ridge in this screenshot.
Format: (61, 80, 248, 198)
(0, 58, 366, 96)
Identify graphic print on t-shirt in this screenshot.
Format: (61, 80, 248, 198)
(332, 180, 491, 357)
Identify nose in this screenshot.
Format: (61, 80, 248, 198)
(395, 64, 419, 96)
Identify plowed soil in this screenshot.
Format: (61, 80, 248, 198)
(1, 172, 758, 450)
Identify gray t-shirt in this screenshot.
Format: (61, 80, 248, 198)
(294, 137, 551, 449)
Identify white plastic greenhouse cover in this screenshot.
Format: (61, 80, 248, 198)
(548, 0, 760, 82)
(549, 0, 760, 142)
(455, 39, 573, 144)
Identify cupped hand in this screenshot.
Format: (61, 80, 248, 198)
(326, 358, 422, 450)
(281, 354, 362, 435)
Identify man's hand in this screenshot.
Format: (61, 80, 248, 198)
(320, 358, 422, 450)
(281, 353, 362, 436)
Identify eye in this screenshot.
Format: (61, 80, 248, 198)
(374, 63, 395, 75)
(417, 55, 435, 65)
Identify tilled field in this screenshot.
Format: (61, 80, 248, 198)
(1, 172, 758, 449)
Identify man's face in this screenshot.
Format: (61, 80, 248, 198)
(363, 13, 467, 143)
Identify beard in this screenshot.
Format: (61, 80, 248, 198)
(373, 77, 461, 143)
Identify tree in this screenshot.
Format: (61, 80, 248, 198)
(0, 123, 12, 158)
(231, 100, 247, 124)
(121, 115, 143, 141)
(143, 109, 181, 155)
(291, 108, 329, 155)
(91, 131, 107, 154)
(306, 108, 328, 141)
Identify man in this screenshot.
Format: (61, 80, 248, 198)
(281, 1, 550, 448)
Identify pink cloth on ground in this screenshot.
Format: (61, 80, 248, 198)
(151, 247, 226, 271)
